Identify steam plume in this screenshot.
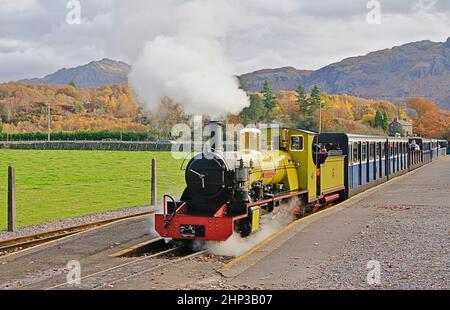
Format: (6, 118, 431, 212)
(128, 0, 249, 116)
(207, 198, 300, 257)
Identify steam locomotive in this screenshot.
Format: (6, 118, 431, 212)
(155, 122, 446, 243)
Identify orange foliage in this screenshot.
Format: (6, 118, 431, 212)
(407, 97, 450, 138)
(0, 82, 147, 132)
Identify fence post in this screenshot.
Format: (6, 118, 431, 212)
(8, 166, 16, 232)
(151, 159, 157, 206)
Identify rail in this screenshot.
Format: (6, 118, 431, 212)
(0, 211, 154, 256)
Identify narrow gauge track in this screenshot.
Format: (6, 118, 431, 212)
(0, 211, 154, 256)
(44, 238, 207, 290)
(43, 203, 336, 290)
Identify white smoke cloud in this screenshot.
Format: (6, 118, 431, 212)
(207, 198, 300, 257)
(128, 0, 249, 116)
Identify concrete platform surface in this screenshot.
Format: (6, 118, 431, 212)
(203, 157, 450, 290)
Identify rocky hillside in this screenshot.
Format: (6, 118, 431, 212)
(241, 38, 450, 110)
(20, 58, 130, 88)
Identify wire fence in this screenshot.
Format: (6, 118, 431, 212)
(0, 149, 188, 231)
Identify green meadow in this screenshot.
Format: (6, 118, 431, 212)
(0, 150, 187, 231)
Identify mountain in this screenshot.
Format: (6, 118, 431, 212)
(20, 58, 130, 88)
(240, 67, 313, 92)
(17, 38, 450, 109)
(240, 38, 450, 110)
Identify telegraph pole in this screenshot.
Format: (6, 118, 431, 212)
(319, 99, 322, 134)
(48, 103, 51, 142)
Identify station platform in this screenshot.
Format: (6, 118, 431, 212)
(219, 157, 450, 289)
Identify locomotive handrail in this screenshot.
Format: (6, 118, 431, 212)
(163, 194, 177, 229)
(163, 195, 188, 229)
(163, 194, 176, 218)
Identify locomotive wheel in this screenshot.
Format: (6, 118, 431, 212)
(236, 219, 252, 238)
(181, 240, 206, 252)
(298, 206, 307, 217)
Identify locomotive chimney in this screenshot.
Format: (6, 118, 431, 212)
(206, 121, 224, 153)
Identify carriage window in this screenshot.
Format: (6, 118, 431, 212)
(348, 144, 352, 163)
(290, 136, 304, 151)
(381, 143, 386, 158)
(376, 143, 380, 159)
(362, 143, 367, 161)
(369, 143, 374, 160)
(353, 143, 359, 163)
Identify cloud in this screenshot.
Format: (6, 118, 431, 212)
(0, 0, 39, 14)
(0, 0, 449, 84)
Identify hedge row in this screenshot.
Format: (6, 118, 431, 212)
(0, 130, 158, 142)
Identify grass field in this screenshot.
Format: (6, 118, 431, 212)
(0, 150, 187, 231)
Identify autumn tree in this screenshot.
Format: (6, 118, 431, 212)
(241, 94, 265, 125)
(72, 103, 85, 114)
(407, 97, 450, 138)
(297, 85, 323, 132)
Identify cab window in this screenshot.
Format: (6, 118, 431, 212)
(290, 136, 304, 151)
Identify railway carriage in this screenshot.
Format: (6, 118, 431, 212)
(388, 137, 410, 178)
(422, 138, 433, 163)
(408, 138, 423, 169)
(318, 134, 404, 198)
(437, 140, 448, 157)
(431, 140, 439, 160)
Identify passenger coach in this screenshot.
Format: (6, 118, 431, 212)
(318, 133, 423, 198)
(437, 140, 448, 156)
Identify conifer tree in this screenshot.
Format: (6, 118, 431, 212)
(262, 80, 277, 111)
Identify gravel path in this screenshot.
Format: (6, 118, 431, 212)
(295, 204, 449, 290)
(0, 205, 158, 241)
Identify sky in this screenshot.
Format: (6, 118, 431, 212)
(1, 0, 450, 82)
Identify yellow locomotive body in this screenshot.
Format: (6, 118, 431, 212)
(156, 125, 346, 242)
